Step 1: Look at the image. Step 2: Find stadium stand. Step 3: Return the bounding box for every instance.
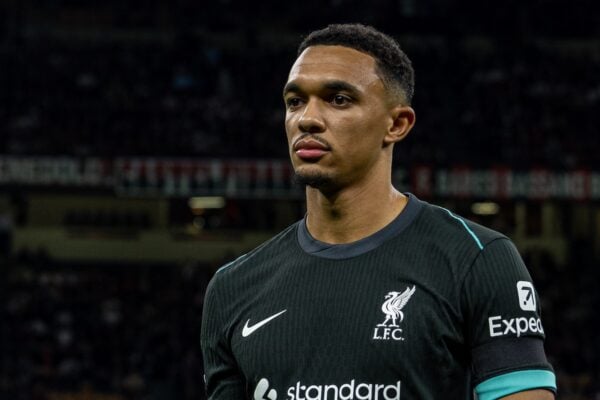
[2,36,599,167]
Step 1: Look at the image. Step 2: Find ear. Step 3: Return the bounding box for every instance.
[383,106,416,146]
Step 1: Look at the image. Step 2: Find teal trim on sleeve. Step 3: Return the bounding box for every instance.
[442,208,484,250]
[476,370,556,400]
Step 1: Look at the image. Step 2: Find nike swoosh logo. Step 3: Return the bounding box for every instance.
[242,309,287,337]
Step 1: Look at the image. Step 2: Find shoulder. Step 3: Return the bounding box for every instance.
[203,221,301,323]
[402,198,517,286]
[211,221,300,281]
[414,199,507,251]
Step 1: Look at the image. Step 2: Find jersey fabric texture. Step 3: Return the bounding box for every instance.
[201,194,556,400]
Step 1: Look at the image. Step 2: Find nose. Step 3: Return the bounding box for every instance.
[298,99,325,134]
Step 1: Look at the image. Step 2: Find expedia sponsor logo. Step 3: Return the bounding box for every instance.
[488,315,545,338]
[287,380,402,400]
[517,281,536,311]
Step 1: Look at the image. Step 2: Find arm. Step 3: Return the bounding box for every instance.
[463,238,557,398]
[201,274,246,400]
[501,389,555,399]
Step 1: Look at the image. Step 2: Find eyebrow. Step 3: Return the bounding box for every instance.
[282,82,301,97]
[283,80,361,97]
[323,80,361,95]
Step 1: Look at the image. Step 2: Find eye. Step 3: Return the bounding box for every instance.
[286,97,303,110]
[331,94,351,106]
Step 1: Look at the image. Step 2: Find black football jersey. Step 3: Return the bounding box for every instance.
[201,194,556,399]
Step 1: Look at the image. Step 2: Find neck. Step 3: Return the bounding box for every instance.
[304,177,407,244]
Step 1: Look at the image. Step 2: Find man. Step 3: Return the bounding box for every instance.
[201,24,556,399]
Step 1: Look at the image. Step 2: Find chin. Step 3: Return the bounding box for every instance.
[293,169,335,190]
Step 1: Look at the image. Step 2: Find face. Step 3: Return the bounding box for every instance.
[283,45,401,192]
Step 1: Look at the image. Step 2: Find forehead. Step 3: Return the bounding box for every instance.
[287,45,381,88]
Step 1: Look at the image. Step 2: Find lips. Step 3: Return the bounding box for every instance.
[293,138,330,160]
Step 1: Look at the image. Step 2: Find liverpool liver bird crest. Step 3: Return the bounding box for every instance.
[377,286,416,327]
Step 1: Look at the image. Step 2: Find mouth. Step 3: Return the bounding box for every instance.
[293,138,330,161]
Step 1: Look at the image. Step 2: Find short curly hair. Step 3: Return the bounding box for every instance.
[297,23,415,105]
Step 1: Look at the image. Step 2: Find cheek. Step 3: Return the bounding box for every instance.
[339,112,386,143]
[284,115,295,142]
[338,118,389,166]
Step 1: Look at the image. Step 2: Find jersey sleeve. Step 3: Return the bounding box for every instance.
[201,274,246,400]
[461,238,556,399]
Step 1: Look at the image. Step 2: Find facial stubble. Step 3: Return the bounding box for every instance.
[293,170,335,191]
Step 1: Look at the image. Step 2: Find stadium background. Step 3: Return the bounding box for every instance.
[1,1,599,399]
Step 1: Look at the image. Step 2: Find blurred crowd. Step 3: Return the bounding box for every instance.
[0,256,214,400]
[524,242,600,399]
[2,28,599,168]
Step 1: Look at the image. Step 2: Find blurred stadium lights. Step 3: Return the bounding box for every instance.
[471,201,500,216]
[188,196,226,210]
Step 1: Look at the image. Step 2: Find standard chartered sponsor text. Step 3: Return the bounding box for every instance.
[286,380,401,400]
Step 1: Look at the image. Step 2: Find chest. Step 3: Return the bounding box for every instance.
[229,255,467,384]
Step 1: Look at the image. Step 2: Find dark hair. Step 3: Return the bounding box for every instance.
[297,23,414,104]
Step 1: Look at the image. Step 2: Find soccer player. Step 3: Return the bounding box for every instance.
[201,24,556,399]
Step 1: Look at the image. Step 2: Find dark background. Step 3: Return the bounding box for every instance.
[1,1,599,399]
